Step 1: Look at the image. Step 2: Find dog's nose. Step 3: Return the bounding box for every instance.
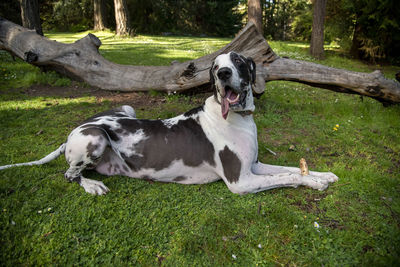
[217,67,232,81]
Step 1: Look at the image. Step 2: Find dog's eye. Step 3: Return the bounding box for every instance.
[235,58,241,64]
[213,65,219,71]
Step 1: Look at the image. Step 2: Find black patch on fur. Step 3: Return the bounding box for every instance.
[86,142,99,157]
[86,163,96,169]
[80,124,120,142]
[117,117,216,172]
[230,52,252,86]
[100,148,112,163]
[115,128,124,134]
[240,55,256,84]
[76,161,84,166]
[122,165,130,173]
[81,127,104,137]
[219,146,241,183]
[72,176,81,184]
[173,176,187,182]
[184,106,204,117]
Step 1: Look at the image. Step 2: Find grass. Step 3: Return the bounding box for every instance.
[1,31,400,266]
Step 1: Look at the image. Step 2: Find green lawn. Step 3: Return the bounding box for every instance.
[0,31,399,266]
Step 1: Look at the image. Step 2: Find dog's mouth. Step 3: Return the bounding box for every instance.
[221,86,241,120]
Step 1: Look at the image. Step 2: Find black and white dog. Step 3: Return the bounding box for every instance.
[0,52,338,195]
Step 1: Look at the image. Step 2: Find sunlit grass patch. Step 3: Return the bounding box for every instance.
[0,51,71,90]
[46,31,230,66]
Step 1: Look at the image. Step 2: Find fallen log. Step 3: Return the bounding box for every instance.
[264,58,400,104]
[1,17,399,104]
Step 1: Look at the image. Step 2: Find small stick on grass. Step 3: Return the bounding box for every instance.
[299,158,309,176]
[265,146,277,156]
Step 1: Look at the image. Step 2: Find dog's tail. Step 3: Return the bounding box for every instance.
[0,143,66,171]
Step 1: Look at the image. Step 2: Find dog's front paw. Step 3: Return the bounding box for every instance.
[79,178,110,195]
[302,172,338,191]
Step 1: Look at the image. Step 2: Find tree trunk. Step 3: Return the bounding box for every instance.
[350,19,363,59]
[19,0,43,36]
[248,0,263,35]
[113,0,133,36]
[310,0,326,59]
[94,0,107,31]
[1,17,399,104]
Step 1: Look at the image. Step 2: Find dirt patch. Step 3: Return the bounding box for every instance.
[21,83,211,110]
[22,83,168,108]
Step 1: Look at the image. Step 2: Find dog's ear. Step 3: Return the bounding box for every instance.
[246,57,265,99]
[209,61,215,84]
[210,60,219,101]
[246,57,257,84]
[209,60,216,90]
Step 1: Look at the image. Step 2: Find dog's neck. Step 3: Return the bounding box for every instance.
[204,96,255,124]
[234,110,254,117]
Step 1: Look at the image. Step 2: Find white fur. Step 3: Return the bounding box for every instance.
[163,114,186,128]
[115,129,148,158]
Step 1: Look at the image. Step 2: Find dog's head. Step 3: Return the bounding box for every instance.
[209,52,261,120]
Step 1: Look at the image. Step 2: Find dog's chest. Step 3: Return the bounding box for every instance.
[200,114,258,163]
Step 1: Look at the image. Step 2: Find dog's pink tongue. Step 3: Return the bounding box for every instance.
[221,90,232,120]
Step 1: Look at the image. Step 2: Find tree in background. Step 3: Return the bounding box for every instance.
[19,0,43,35]
[94,0,108,31]
[349,0,399,63]
[48,0,93,32]
[309,0,327,59]
[114,0,133,36]
[1,0,398,63]
[128,0,243,37]
[0,1,21,26]
[263,0,306,41]
[248,0,263,34]
[325,0,399,63]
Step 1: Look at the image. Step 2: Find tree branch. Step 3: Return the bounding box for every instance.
[264,58,400,104]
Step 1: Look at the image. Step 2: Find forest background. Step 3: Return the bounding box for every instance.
[1,0,399,64]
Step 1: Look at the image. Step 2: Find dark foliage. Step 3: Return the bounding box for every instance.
[0,0,21,25]
[128,0,243,36]
[1,0,398,62]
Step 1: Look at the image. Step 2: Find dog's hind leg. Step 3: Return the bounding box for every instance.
[64,127,111,195]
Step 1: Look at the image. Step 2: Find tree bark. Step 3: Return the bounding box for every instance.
[19,0,43,36]
[94,0,107,31]
[0,17,399,104]
[248,0,263,35]
[310,0,326,59]
[113,0,133,36]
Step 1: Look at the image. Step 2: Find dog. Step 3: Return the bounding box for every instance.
[0,52,338,195]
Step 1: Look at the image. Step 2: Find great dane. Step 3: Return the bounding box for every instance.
[0,52,338,195]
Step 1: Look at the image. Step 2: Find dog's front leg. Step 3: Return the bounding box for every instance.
[252,162,338,181]
[225,162,338,194]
